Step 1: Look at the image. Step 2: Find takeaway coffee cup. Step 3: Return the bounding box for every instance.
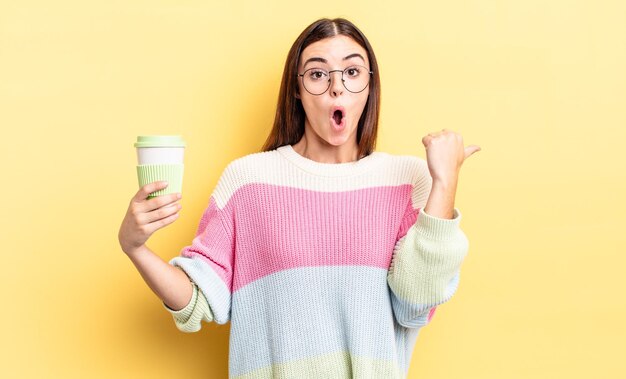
[134,135,186,198]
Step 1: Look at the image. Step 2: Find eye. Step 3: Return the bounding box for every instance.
[344,66,362,78]
[307,69,328,81]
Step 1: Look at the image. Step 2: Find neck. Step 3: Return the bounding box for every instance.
[292,135,359,163]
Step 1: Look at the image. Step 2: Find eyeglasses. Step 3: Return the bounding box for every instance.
[297,65,373,95]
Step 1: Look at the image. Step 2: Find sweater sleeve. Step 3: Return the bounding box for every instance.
[162,165,237,329]
[162,281,214,332]
[387,161,469,329]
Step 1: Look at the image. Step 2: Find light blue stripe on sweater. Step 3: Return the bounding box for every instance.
[390,270,461,328]
[228,265,426,377]
[169,255,232,324]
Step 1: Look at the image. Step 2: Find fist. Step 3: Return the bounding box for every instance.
[421,129,480,185]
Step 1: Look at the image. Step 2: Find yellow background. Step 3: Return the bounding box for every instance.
[1,0,625,378]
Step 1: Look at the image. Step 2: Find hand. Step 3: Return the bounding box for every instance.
[118,181,182,255]
[421,129,480,186]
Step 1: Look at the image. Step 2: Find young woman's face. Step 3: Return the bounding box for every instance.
[297,35,370,148]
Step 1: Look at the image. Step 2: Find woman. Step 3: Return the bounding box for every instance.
[118,17,480,378]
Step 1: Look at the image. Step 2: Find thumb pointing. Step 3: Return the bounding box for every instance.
[464,145,481,159]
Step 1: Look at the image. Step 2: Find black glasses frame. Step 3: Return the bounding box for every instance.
[296,65,374,95]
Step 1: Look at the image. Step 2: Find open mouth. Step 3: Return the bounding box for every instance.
[333,110,343,125]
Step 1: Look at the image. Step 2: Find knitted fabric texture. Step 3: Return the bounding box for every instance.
[163,144,469,378]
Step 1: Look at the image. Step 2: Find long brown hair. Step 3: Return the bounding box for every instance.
[261,18,381,159]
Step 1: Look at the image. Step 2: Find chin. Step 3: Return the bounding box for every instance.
[324,132,353,147]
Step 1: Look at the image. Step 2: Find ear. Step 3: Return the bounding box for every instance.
[294,88,301,99]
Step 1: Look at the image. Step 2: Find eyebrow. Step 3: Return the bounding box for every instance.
[303,53,366,68]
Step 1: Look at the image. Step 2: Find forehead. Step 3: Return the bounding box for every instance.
[299,35,368,66]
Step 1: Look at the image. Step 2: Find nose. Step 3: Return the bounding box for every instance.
[328,70,344,97]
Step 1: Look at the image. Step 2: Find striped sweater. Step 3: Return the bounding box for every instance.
[163,144,469,378]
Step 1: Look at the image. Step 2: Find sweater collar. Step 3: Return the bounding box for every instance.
[277,144,384,177]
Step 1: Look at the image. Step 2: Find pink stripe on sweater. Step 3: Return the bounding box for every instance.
[182,183,420,293]
[427,306,437,322]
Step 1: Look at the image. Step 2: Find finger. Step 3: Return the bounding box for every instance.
[133,181,169,202]
[142,200,182,224]
[428,130,448,139]
[143,209,181,235]
[422,135,432,146]
[140,192,182,213]
[464,145,481,159]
